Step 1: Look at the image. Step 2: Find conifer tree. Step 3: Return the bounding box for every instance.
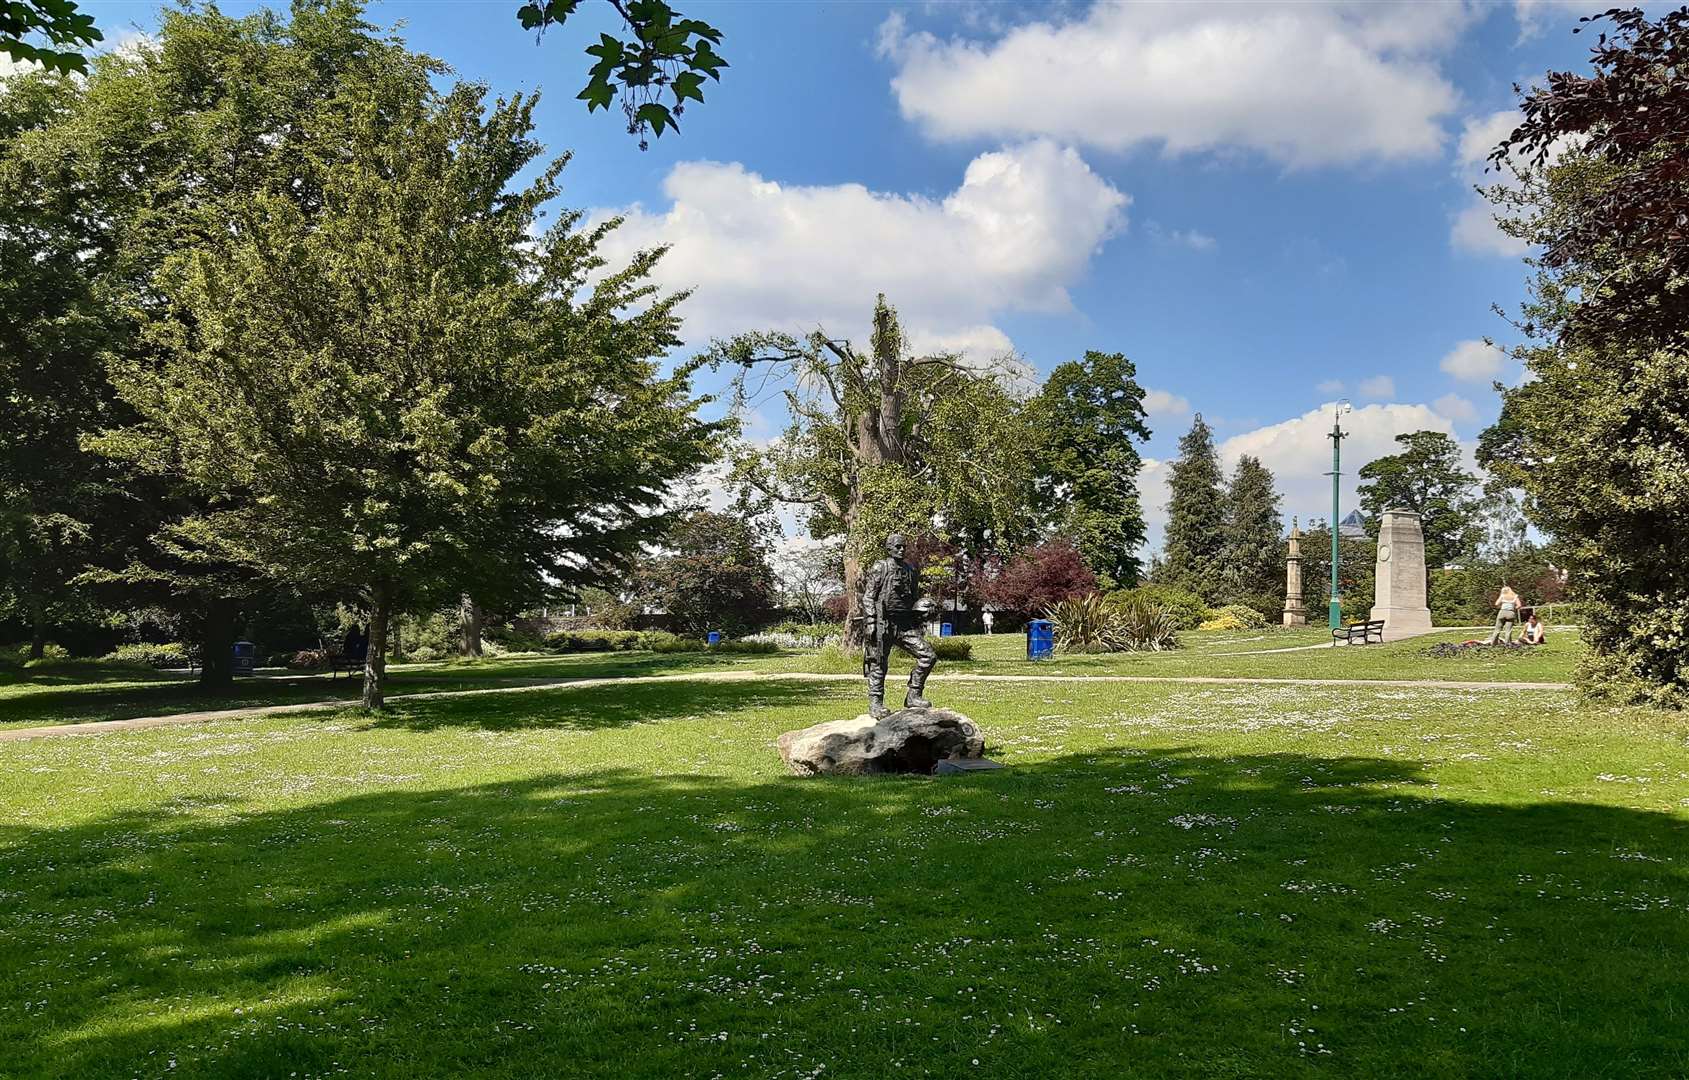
[1159,414,1226,601]
[1033,351,1151,591]
[1220,455,1283,615]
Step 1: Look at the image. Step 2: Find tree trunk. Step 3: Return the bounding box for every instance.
[459,595,483,657]
[390,618,404,662]
[363,584,391,709]
[200,596,236,688]
[841,489,866,647]
[26,595,46,660]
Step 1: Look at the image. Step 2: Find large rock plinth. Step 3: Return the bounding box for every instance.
[778,708,987,776]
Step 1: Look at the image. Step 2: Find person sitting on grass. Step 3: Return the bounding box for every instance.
[1521,609,1547,646]
[1488,585,1521,644]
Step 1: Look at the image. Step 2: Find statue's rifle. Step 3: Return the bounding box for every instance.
[855,601,885,677]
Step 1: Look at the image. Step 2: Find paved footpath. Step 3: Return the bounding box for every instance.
[0,669,1572,743]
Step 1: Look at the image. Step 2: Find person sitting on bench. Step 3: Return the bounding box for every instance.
[342,625,367,668]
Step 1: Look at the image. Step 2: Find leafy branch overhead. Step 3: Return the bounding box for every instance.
[516,0,726,148]
[0,0,103,74]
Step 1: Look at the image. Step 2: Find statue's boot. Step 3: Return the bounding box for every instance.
[904,672,932,710]
[869,693,890,719]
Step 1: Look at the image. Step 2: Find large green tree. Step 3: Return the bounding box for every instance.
[1219,455,1283,616]
[0,71,122,657]
[713,296,1038,643]
[1158,414,1226,602]
[1032,350,1151,591]
[633,509,778,635]
[95,60,716,706]
[1357,431,1482,572]
[1478,7,1689,706]
[8,2,444,684]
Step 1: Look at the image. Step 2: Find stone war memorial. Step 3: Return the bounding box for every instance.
[778,533,997,776]
[1369,507,1434,638]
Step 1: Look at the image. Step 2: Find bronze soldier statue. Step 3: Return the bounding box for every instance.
[860,533,937,719]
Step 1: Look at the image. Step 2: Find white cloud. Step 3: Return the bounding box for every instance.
[1143,388,1191,416]
[1450,109,1530,257]
[594,140,1127,353]
[1456,107,1521,168]
[879,3,1467,168]
[1316,379,1346,395]
[1147,223,1217,251]
[1450,201,1528,258]
[98,29,159,60]
[0,53,42,80]
[1138,457,1172,553]
[1450,106,1585,256]
[1139,402,1473,553]
[1439,339,1508,382]
[1433,392,1479,423]
[902,324,1030,374]
[1357,374,1396,400]
[1220,403,1458,528]
[1512,0,1603,38]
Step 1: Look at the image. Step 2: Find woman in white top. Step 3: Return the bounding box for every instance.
[1521,609,1547,645]
[1490,585,1521,643]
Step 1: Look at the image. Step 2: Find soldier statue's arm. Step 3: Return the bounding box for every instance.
[860,559,888,641]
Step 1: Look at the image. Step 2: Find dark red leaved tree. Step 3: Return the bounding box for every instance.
[981,540,1098,620]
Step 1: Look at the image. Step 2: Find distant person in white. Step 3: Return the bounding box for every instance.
[1522,609,1547,646]
[982,610,994,635]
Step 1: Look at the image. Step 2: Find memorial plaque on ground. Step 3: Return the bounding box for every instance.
[934,758,1005,775]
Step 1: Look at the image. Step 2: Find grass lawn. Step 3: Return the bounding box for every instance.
[0,628,1581,731]
[748,628,1583,684]
[3,672,1685,1078]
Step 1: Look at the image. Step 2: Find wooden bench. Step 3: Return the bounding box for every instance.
[1332,619,1385,645]
[327,650,366,680]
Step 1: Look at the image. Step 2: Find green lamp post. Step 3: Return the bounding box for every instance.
[1326,401,1350,629]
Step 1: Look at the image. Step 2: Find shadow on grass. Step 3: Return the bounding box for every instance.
[385,650,756,684]
[0,674,361,729]
[354,677,838,733]
[0,651,761,729]
[0,660,182,688]
[2,747,1685,1078]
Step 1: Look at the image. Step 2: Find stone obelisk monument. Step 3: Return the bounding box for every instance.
[1369,507,1433,637]
[1282,518,1307,626]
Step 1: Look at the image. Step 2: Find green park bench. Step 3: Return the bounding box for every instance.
[1332,619,1385,645]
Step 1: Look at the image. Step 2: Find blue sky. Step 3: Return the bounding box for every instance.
[73,0,1604,547]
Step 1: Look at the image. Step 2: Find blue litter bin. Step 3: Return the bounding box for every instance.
[706,631,722,646]
[940,622,953,637]
[232,640,257,676]
[1026,619,1054,660]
